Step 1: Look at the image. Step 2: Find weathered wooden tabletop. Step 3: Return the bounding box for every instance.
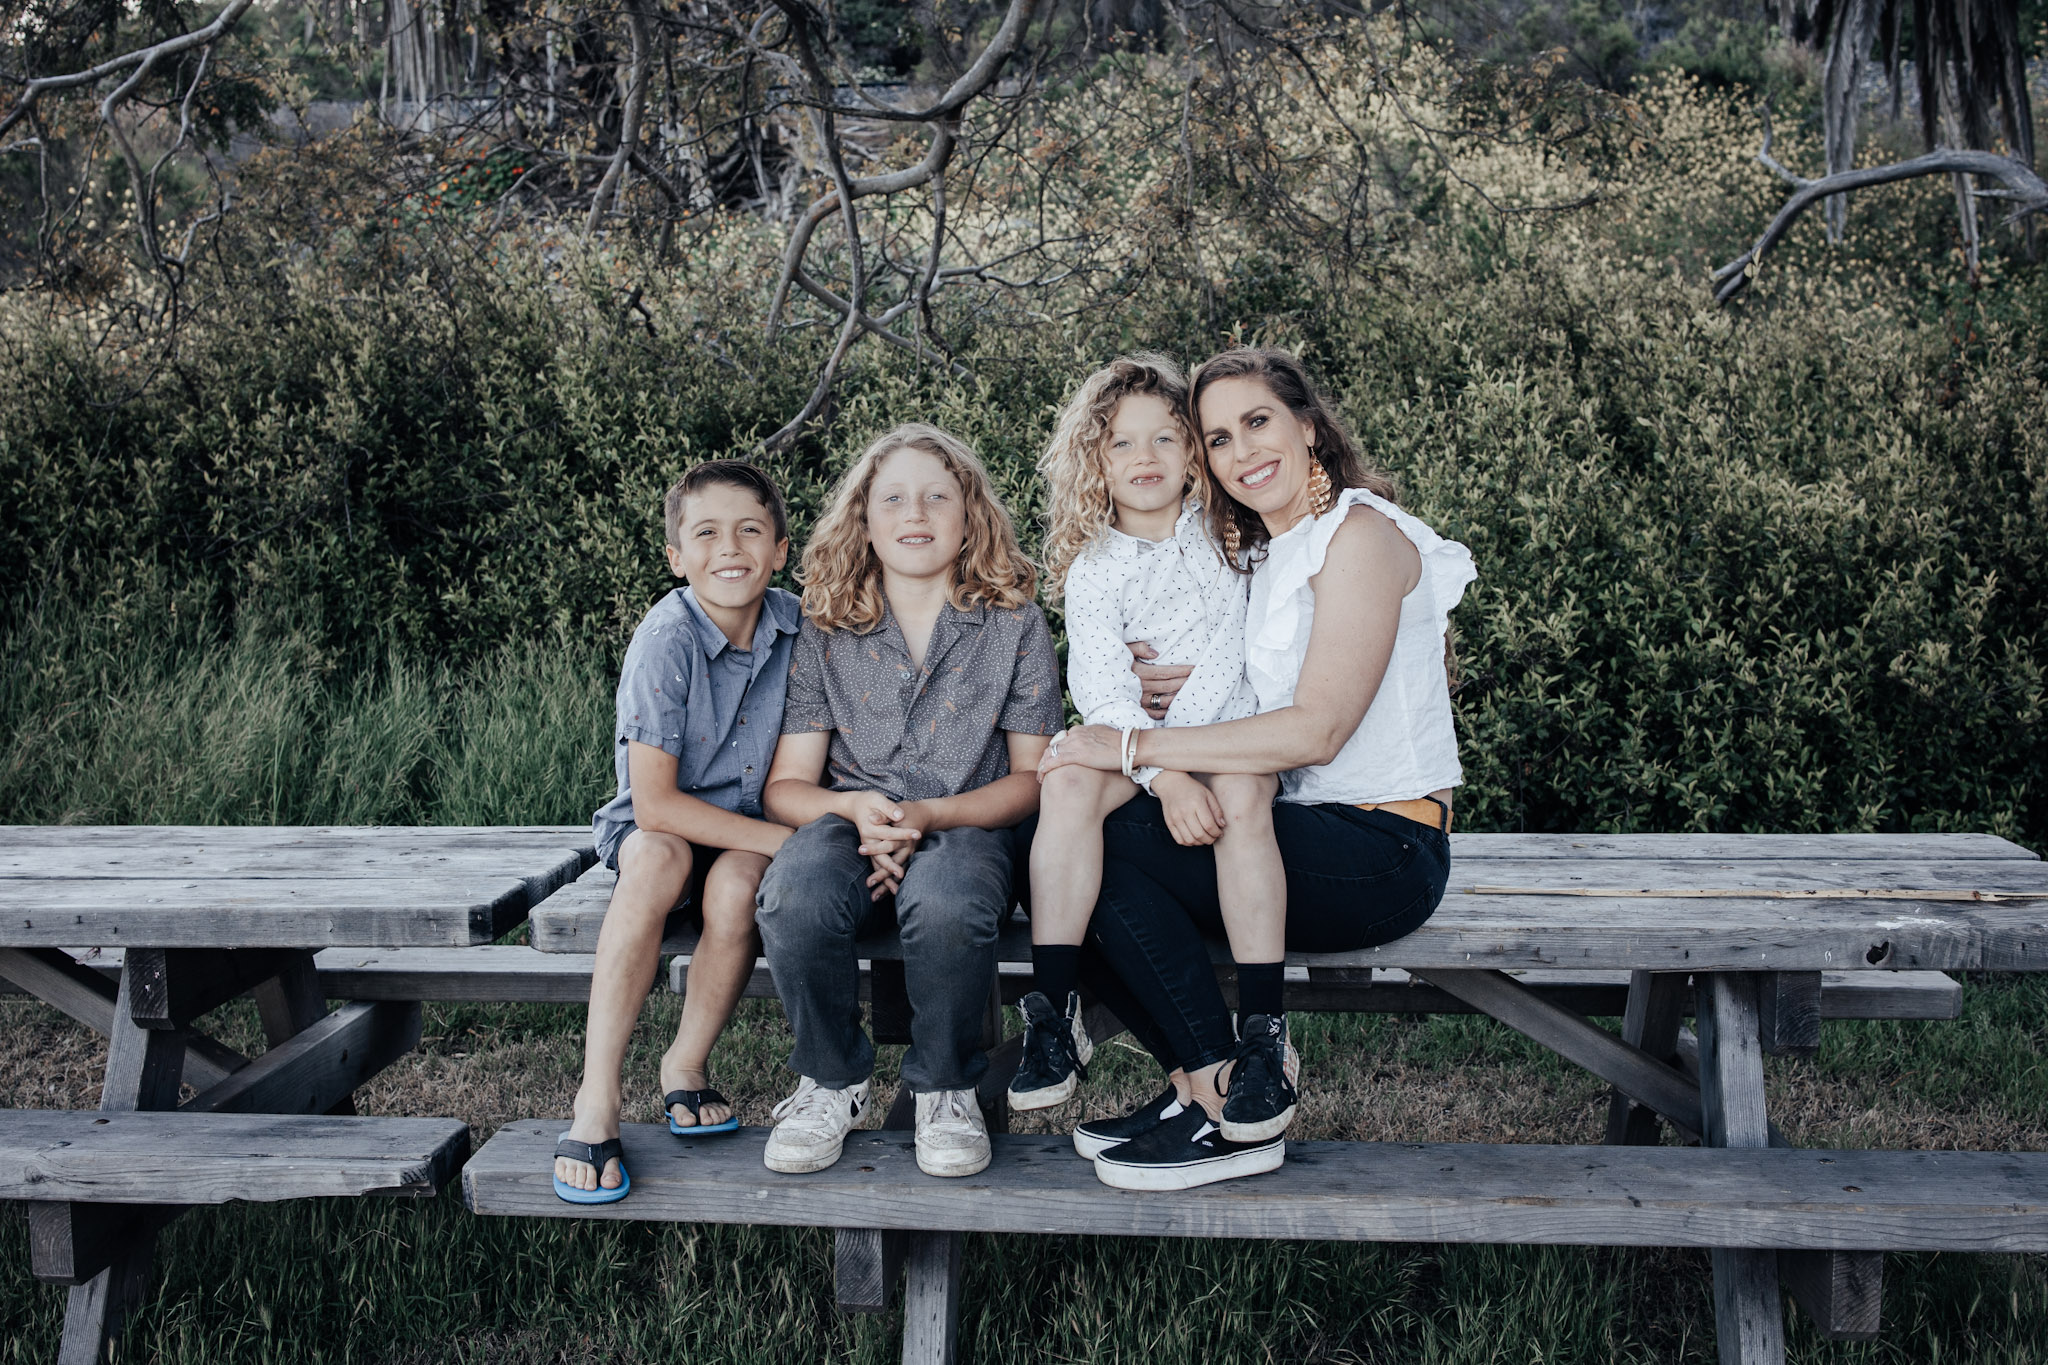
[528,831,2048,971]
[0,826,597,948]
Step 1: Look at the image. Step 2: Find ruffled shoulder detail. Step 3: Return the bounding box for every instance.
[1249,487,1475,655]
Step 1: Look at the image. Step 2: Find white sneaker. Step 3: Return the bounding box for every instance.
[913,1088,991,1178]
[763,1076,870,1174]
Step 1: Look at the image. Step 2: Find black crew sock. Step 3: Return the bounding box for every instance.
[1235,962,1286,1022]
[1031,944,1082,1009]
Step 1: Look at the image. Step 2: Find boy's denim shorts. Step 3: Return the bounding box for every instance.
[600,820,717,917]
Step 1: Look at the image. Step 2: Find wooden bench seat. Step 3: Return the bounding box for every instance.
[1,1110,470,1204]
[464,1120,2048,1253]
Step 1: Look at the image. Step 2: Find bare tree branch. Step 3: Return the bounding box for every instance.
[585,0,656,235]
[0,0,256,142]
[1715,145,2048,303]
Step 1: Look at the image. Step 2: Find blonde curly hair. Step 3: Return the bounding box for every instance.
[799,423,1038,633]
[1036,353,1199,599]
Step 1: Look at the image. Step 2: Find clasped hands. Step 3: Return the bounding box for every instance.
[846,791,931,901]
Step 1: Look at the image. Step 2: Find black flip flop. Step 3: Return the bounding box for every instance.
[664,1087,740,1135]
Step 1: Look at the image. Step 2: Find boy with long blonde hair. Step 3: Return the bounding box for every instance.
[755,423,1063,1179]
[1022,354,1295,1144]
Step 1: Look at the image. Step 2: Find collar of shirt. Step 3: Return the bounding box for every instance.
[1098,498,1207,561]
[874,596,989,680]
[678,586,801,671]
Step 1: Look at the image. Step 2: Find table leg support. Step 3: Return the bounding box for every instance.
[836,1228,908,1314]
[1698,972,1786,1365]
[252,950,357,1115]
[900,1230,963,1365]
[57,966,190,1364]
[1605,971,1689,1145]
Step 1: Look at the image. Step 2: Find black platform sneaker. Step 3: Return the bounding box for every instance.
[1071,1085,1184,1160]
[1092,1103,1285,1191]
[1220,1013,1299,1143]
[1071,1085,1185,1160]
[1008,989,1093,1111]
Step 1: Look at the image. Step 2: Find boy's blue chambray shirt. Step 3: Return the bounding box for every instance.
[591,585,802,869]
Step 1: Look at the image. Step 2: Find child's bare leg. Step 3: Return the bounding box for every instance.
[558,830,692,1192]
[662,849,768,1128]
[1029,765,1141,946]
[1207,772,1284,964]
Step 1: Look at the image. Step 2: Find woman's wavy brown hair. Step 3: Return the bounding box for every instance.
[1036,353,1200,600]
[799,423,1038,633]
[1188,347,1399,570]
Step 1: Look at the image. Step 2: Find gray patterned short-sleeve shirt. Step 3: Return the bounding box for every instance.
[781,599,1063,803]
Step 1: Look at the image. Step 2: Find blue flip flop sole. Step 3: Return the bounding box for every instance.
[552,1169,630,1203]
[668,1115,740,1136]
[663,1087,740,1136]
[552,1131,630,1203]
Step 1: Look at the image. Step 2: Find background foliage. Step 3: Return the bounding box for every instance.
[4,38,2043,843]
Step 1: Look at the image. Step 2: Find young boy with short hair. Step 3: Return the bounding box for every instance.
[553,460,801,1204]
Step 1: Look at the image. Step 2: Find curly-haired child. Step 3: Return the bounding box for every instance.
[1018,354,1295,1142]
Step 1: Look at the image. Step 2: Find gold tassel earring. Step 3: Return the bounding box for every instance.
[1306,455,1335,518]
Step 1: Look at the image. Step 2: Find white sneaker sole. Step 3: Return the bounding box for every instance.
[917,1144,992,1178]
[1219,1102,1296,1144]
[1008,1073,1078,1111]
[763,1135,849,1174]
[1093,1140,1285,1191]
[1071,1127,1123,1161]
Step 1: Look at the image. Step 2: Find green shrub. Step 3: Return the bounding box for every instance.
[0,55,2041,845]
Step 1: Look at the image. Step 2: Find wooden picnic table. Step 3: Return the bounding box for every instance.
[0,824,595,1365]
[503,830,2048,1365]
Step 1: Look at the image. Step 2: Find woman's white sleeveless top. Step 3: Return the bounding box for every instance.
[1245,486,1476,806]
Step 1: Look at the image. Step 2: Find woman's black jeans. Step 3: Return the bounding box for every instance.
[1083,794,1450,1074]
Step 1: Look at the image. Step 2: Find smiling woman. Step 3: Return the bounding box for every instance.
[1038,348,1476,1193]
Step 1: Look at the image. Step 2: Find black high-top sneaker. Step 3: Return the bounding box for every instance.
[1092,1103,1285,1191]
[1007,989,1093,1111]
[1219,1013,1299,1142]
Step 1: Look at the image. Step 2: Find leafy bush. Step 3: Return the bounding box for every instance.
[0,49,2041,844]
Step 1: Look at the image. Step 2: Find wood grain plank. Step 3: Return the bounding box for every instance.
[901,1231,963,1365]
[835,1227,907,1313]
[0,879,528,949]
[1698,974,1786,1365]
[1,827,2030,861]
[462,1123,2048,1252]
[537,888,2039,972]
[27,1203,181,1286]
[0,1111,469,1204]
[181,1001,421,1117]
[1443,834,2037,861]
[1606,971,1689,1146]
[1780,1248,1882,1341]
[1448,859,2048,893]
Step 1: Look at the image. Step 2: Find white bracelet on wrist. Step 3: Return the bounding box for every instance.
[1119,726,1138,779]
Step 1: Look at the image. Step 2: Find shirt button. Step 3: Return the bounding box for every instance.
[745,765,754,774]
